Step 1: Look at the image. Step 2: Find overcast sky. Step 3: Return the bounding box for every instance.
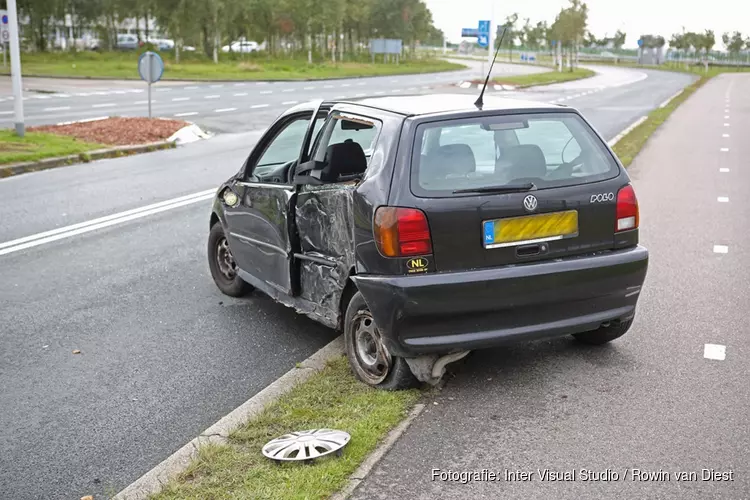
[425,0,746,49]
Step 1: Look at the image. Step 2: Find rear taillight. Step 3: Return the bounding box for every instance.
[615,184,639,232]
[374,207,432,257]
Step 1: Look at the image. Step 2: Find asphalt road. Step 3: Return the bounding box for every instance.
[0,65,695,500]
[351,74,750,500]
[0,59,547,132]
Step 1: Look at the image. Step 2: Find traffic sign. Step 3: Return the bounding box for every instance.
[461,28,478,38]
[0,10,8,43]
[477,20,490,48]
[637,38,643,47]
[138,51,164,118]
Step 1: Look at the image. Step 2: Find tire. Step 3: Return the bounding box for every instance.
[207,222,253,297]
[573,319,633,345]
[344,292,418,390]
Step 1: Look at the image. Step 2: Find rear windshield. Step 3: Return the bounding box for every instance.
[410,112,619,197]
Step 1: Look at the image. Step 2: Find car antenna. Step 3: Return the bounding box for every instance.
[474,27,506,110]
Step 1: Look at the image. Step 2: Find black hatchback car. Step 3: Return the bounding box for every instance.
[207,94,648,390]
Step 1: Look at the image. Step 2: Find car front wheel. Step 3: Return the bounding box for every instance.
[207,222,253,297]
[344,292,417,390]
[573,319,633,345]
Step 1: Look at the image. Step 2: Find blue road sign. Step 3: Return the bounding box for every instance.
[637,38,643,47]
[461,28,478,37]
[478,20,490,48]
[138,51,164,83]
[2,15,7,24]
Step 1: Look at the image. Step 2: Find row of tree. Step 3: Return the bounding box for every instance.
[18,0,445,60]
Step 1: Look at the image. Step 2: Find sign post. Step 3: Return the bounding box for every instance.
[0,11,9,69]
[477,20,490,49]
[6,0,23,137]
[138,51,164,119]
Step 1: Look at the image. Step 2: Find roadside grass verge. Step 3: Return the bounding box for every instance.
[0,129,104,165]
[491,67,594,87]
[151,356,421,500]
[7,51,465,80]
[610,63,747,166]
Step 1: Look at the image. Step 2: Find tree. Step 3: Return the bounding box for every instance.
[722,31,745,56]
[612,30,626,49]
[497,12,518,61]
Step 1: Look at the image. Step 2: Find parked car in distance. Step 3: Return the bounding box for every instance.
[206,94,649,390]
[221,40,259,53]
[147,38,175,51]
[116,34,139,50]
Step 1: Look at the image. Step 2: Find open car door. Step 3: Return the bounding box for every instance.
[223,101,329,296]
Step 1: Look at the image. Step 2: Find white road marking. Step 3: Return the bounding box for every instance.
[421,86,430,90]
[234,83,246,87]
[717,196,729,203]
[251,104,269,108]
[720,147,729,152]
[658,89,683,108]
[355,93,366,97]
[0,190,216,257]
[112,90,126,94]
[210,84,224,88]
[260,90,273,94]
[341,84,351,87]
[459,81,471,89]
[391,89,402,93]
[134,100,152,105]
[375,91,385,95]
[724,109,729,113]
[390,79,398,83]
[43,106,71,111]
[205,95,220,99]
[256,82,269,85]
[92,103,115,108]
[172,97,190,101]
[356,82,366,86]
[724,123,730,127]
[33,95,51,99]
[334,95,345,99]
[57,94,71,98]
[282,101,298,105]
[175,111,198,117]
[723,133,730,138]
[407,87,417,91]
[94,91,108,95]
[704,344,726,361]
[724,115,730,119]
[282,89,294,92]
[303,86,315,90]
[214,107,237,113]
[713,245,729,254]
[184,86,198,90]
[719,168,730,173]
[324,85,334,89]
[233,92,248,97]
[0,111,13,115]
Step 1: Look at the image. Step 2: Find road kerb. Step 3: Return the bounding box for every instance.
[608,115,648,147]
[113,337,345,500]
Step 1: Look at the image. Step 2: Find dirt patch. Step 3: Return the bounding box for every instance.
[29,117,189,146]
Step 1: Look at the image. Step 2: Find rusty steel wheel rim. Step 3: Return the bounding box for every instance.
[352,310,391,385]
[216,237,237,280]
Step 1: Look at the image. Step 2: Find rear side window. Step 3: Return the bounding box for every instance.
[411,112,618,197]
[312,112,381,163]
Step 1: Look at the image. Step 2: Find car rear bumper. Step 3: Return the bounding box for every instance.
[352,245,648,357]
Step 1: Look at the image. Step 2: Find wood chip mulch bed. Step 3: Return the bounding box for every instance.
[29,117,189,146]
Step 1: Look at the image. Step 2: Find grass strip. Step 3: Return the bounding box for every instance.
[7,52,465,81]
[0,129,105,165]
[491,67,594,87]
[151,356,421,500]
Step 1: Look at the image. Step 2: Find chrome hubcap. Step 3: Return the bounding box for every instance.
[353,311,391,384]
[216,237,237,280]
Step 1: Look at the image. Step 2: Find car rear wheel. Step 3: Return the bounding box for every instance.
[208,222,253,297]
[573,319,633,345]
[344,292,417,390]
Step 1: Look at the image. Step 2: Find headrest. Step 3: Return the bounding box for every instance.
[430,144,476,177]
[320,141,367,181]
[501,144,547,180]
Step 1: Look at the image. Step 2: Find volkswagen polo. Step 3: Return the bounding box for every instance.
[206,93,648,390]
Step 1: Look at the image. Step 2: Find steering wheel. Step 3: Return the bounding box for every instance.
[550,151,588,180]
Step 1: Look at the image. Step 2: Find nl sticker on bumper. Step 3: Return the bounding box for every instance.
[483,210,579,249]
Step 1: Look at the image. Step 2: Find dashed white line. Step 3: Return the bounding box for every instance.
[172,97,190,102]
[407,87,417,91]
[282,89,294,93]
[57,94,71,98]
[704,344,726,361]
[112,90,126,94]
[724,123,730,127]
[43,106,71,111]
[260,90,273,94]
[233,92,248,97]
[251,104,269,109]
[658,89,683,108]
[719,168,730,173]
[717,196,729,203]
[155,88,172,92]
[334,95,346,99]
[33,95,51,99]
[134,100,152,105]
[205,95,220,99]
[234,83,246,87]
[256,82,269,85]
[92,103,116,108]
[724,115,730,119]
[390,79,398,83]
[355,93,366,97]
[421,86,430,90]
[722,134,730,138]
[282,101,298,105]
[713,245,729,254]
[210,84,224,88]
[0,111,13,115]
[184,86,198,90]
[391,89,402,93]
[214,107,237,113]
[375,91,385,95]
[341,84,351,87]
[324,85,334,89]
[175,111,198,117]
[303,86,315,90]
[720,147,729,152]
[356,82,366,86]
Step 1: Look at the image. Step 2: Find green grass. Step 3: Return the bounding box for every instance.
[0,130,104,165]
[151,357,421,500]
[489,67,594,87]
[8,51,466,81]
[608,63,749,167]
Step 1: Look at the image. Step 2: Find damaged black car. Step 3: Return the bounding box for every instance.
[207,94,649,390]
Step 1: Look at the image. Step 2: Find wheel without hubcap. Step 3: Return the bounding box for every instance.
[207,222,253,297]
[344,292,417,390]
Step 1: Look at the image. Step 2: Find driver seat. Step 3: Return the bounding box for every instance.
[501,144,547,180]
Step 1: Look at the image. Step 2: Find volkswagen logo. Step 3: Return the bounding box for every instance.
[523,194,538,212]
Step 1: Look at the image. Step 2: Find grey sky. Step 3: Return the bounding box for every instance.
[425,0,745,49]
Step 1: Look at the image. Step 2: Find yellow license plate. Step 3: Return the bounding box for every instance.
[483,210,578,249]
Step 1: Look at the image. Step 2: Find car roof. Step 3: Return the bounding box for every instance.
[344,93,566,117]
